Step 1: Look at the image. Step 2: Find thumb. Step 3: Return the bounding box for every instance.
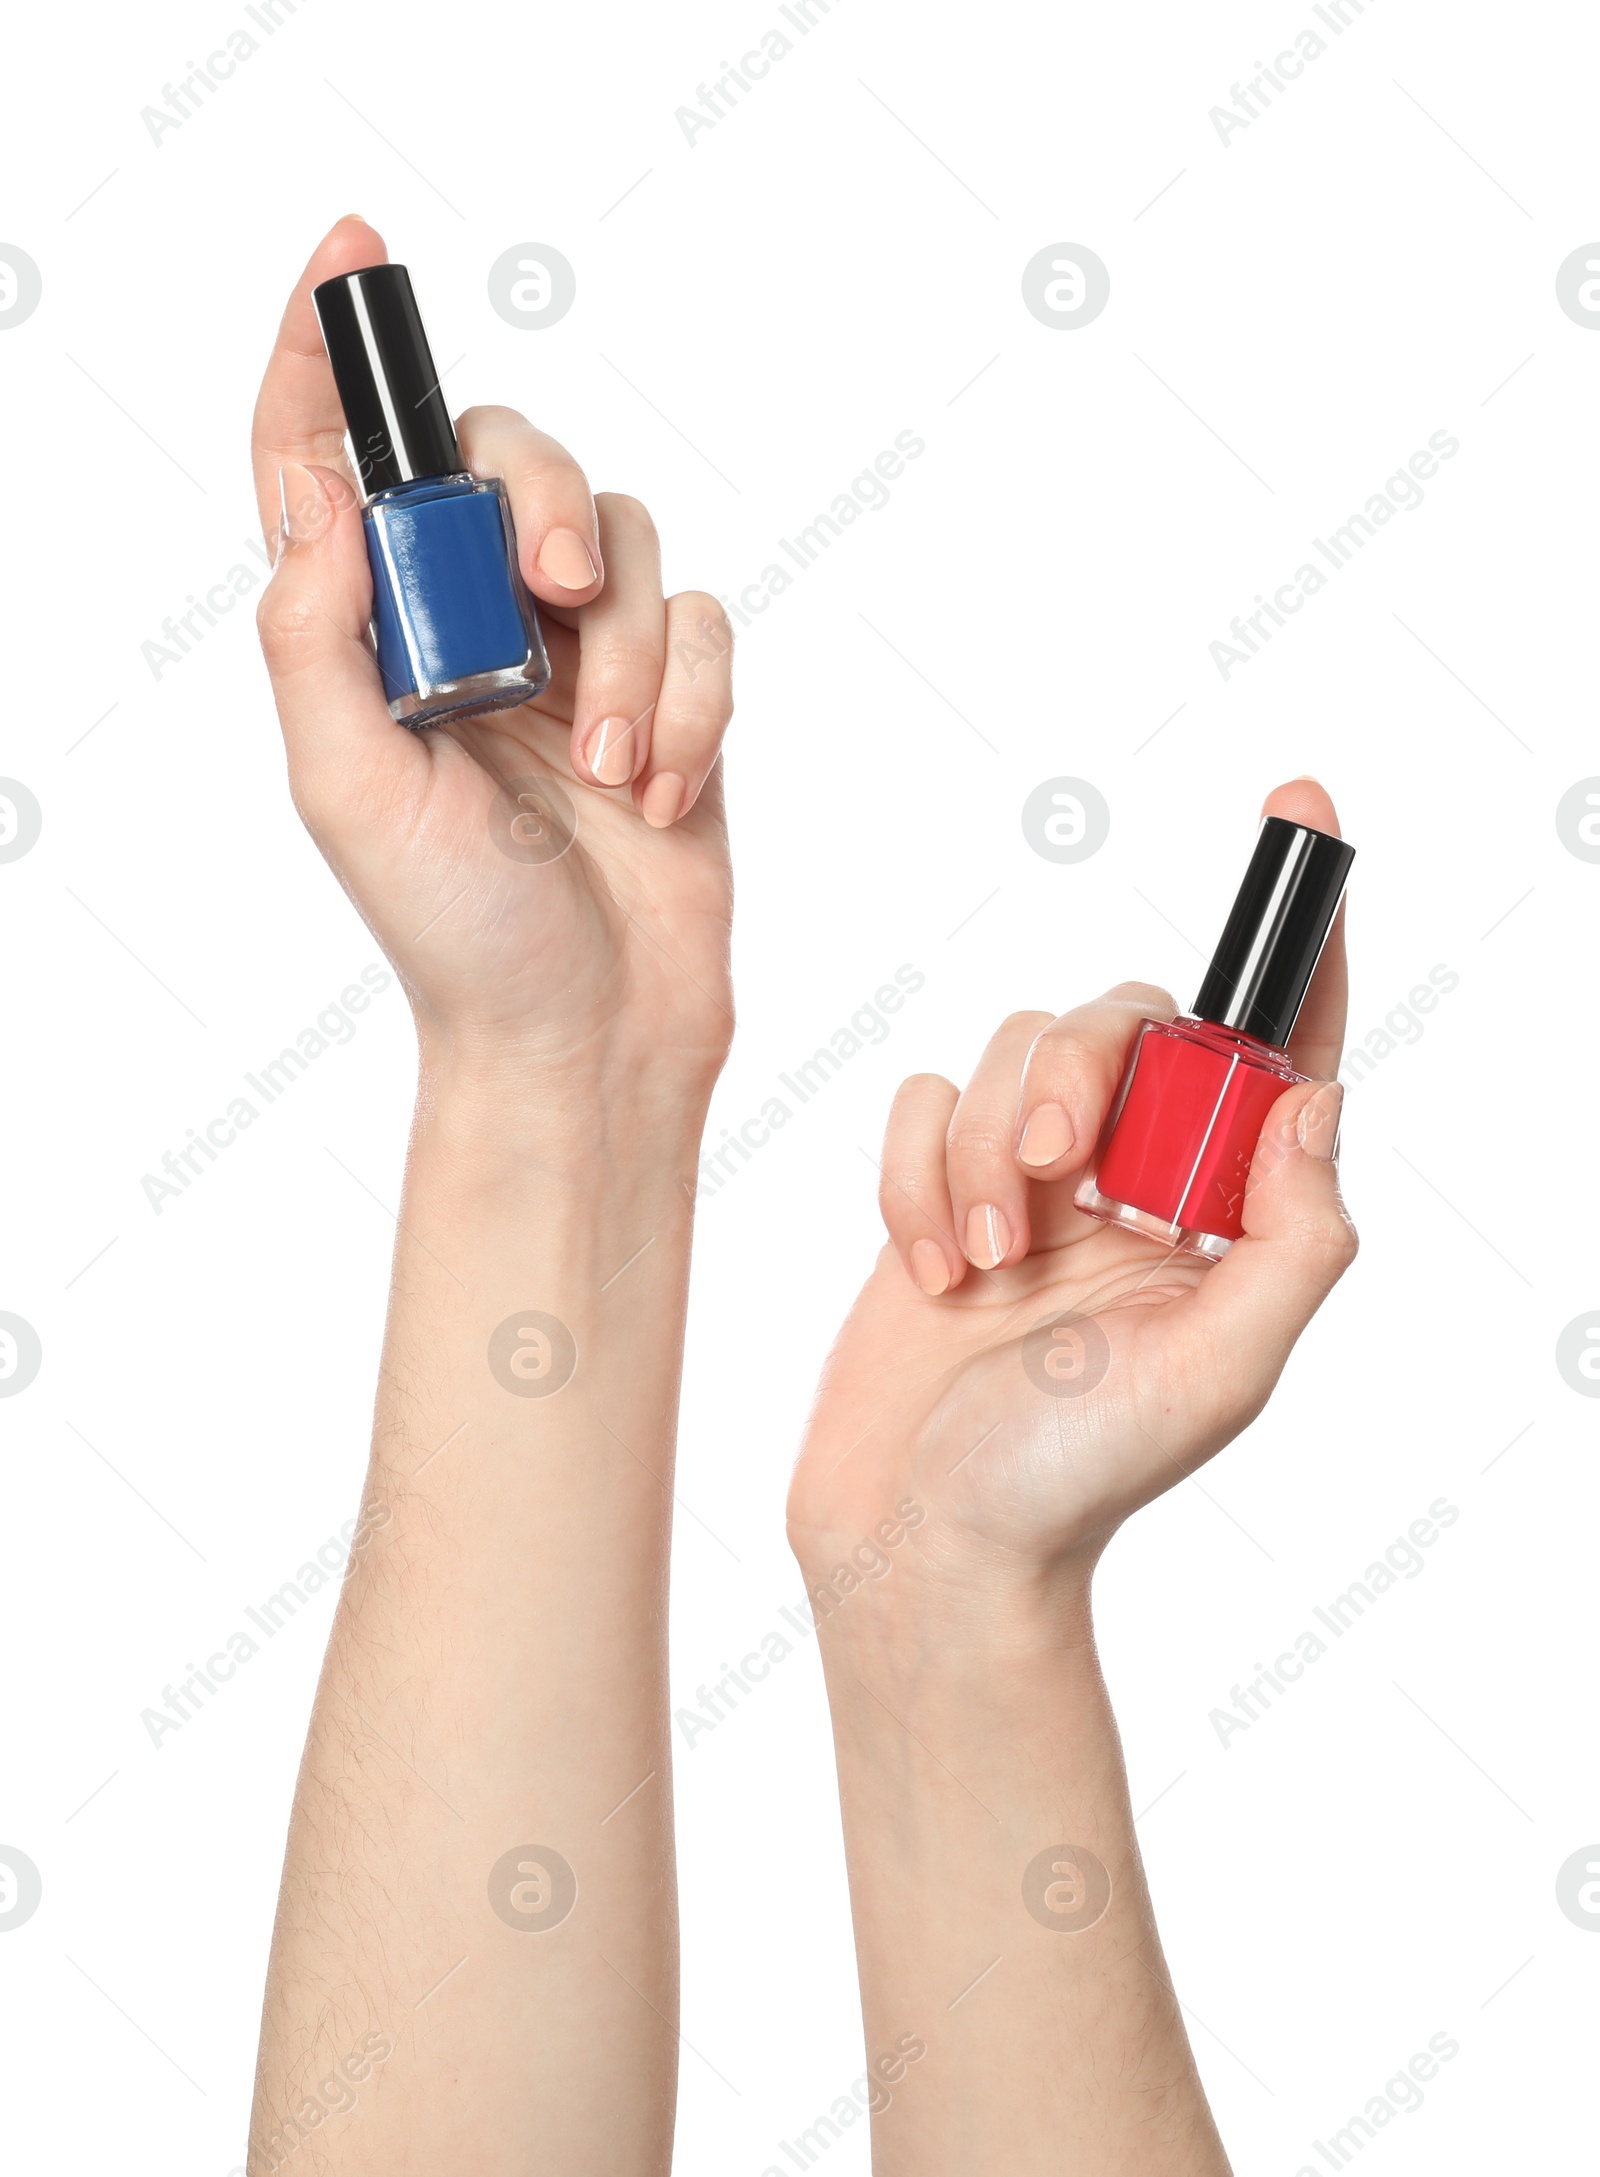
[1174,1079,1358,1391]
[255,462,420,800]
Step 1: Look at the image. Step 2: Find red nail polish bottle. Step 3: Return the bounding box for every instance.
[1075,817,1355,1260]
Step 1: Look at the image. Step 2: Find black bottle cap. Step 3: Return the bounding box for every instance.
[311,263,460,495]
[1191,816,1355,1050]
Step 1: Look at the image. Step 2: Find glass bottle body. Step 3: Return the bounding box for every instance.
[1074,1015,1305,1259]
[363,474,550,729]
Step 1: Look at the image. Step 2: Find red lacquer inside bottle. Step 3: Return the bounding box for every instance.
[1075,1018,1302,1259]
[1074,814,1354,1261]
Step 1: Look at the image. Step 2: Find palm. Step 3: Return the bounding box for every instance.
[312,681,732,1066]
[792,1216,1230,1576]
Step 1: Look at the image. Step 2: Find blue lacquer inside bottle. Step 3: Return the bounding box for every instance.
[314,261,552,731]
[365,475,550,727]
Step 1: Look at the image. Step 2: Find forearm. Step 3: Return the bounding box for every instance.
[248,1044,707,2175]
[809,1569,1230,2175]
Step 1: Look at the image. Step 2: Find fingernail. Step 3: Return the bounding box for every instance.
[1296,1081,1344,1161]
[1018,1104,1074,1168]
[910,1240,951,1297]
[585,716,638,787]
[537,527,600,591]
[640,772,686,829]
[964,1203,1010,1270]
[277,461,327,553]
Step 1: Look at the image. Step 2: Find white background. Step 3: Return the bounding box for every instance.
[1,1,1596,2170]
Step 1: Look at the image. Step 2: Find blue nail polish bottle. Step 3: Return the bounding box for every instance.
[313,263,551,729]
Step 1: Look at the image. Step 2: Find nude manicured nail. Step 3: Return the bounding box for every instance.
[910,1240,950,1296]
[964,1203,1010,1269]
[1296,1081,1344,1161]
[640,772,686,829]
[1018,1103,1074,1167]
[537,526,600,591]
[585,716,637,787]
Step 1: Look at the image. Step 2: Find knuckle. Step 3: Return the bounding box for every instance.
[888,1075,955,1138]
[586,628,666,689]
[1026,1024,1085,1067]
[1000,1008,1054,1040]
[673,587,729,626]
[255,582,319,663]
[1104,979,1177,1016]
[945,1119,1011,1165]
[669,592,734,666]
[455,402,522,435]
[597,490,658,544]
[877,1165,944,1232]
[895,1071,956,1108]
[1284,1204,1360,1269]
[665,605,735,718]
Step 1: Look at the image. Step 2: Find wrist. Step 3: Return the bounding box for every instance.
[801,1543,1101,1712]
[415,1029,716,1166]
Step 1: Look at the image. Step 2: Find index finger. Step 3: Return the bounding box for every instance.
[1260,775,1349,1081]
[249,216,388,544]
